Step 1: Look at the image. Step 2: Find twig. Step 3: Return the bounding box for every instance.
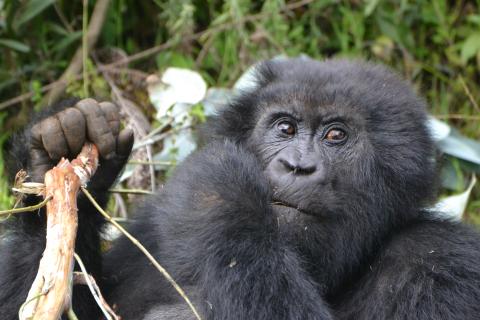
[0,196,52,216]
[104,67,149,79]
[81,187,202,320]
[128,160,175,166]
[82,0,89,97]
[435,114,480,121]
[458,75,480,112]
[133,125,192,150]
[146,144,156,192]
[143,116,175,140]
[113,193,128,218]
[66,309,79,320]
[73,254,120,320]
[18,293,47,320]
[109,188,154,195]
[53,4,74,33]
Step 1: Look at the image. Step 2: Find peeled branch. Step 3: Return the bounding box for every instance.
[19,143,99,320]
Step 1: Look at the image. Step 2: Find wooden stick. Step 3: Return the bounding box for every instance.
[19,143,99,320]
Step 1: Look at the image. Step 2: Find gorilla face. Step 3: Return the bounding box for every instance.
[204,58,438,277]
[252,98,368,222]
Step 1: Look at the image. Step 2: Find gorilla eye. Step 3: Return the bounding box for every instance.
[277,121,296,136]
[325,128,346,142]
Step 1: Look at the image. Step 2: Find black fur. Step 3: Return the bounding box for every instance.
[1,58,480,320]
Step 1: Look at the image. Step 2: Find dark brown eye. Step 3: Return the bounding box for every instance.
[325,128,346,142]
[277,121,296,135]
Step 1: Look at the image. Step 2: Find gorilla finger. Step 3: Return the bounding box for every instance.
[40,117,70,161]
[74,99,116,159]
[30,163,53,183]
[117,128,134,157]
[29,148,54,182]
[88,117,117,159]
[99,101,120,136]
[57,108,86,157]
[29,124,55,181]
[30,123,44,149]
[75,98,104,118]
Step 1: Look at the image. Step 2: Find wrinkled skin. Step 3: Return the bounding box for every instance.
[27,98,134,189]
[1,58,480,320]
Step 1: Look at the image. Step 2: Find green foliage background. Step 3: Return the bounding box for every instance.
[0,0,479,221]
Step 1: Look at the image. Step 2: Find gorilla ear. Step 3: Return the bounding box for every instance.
[233,61,277,93]
[254,60,278,87]
[247,56,315,90]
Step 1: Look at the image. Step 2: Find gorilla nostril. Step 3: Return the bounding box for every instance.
[296,165,316,175]
[278,158,316,175]
[279,158,296,172]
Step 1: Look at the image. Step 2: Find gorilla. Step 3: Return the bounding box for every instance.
[1,58,480,320]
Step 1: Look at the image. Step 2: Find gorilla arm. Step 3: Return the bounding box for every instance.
[122,141,334,320]
[0,99,133,320]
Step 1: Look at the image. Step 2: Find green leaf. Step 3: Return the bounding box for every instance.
[467,14,480,26]
[434,175,477,221]
[437,130,480,165]
[13,0,56,30]
[461,33,480,63]
[0,38,30,52]
[364,0,380,17]
[51,31,82,53]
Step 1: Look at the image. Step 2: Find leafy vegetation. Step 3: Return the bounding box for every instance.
[0,0,479,222]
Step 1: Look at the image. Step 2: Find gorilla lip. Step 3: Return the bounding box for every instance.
[271,198,311,216]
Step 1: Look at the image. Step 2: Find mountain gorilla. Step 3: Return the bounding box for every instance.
[1,58,480,320]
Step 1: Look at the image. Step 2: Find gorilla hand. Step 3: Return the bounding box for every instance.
[28,98,134,191]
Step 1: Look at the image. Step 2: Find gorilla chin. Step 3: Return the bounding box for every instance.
[272,200,310,224]
[272,199,316,226]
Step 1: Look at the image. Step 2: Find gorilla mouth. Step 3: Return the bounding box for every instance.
[271,199,311,216]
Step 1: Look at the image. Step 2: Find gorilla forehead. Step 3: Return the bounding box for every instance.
[255,58,427,122]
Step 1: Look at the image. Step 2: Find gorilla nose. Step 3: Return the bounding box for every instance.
[278,158,316,175]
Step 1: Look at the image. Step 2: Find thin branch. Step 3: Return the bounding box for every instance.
[82,0,89,97]
[104,67,149,79]
[435,114,480,121]
[143,116,175,140]
[133,125,192,150]
[66,309,79,320]
[109,188,154,195]
[0,196,52,216]
[113,193,128,218]
[18,293,47,320]
[458,75,480,112]
[81,187,202,320]
[128,160,175,166]
[73,254,120,320]
[53,4,74,33]
[146,145,156,192]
